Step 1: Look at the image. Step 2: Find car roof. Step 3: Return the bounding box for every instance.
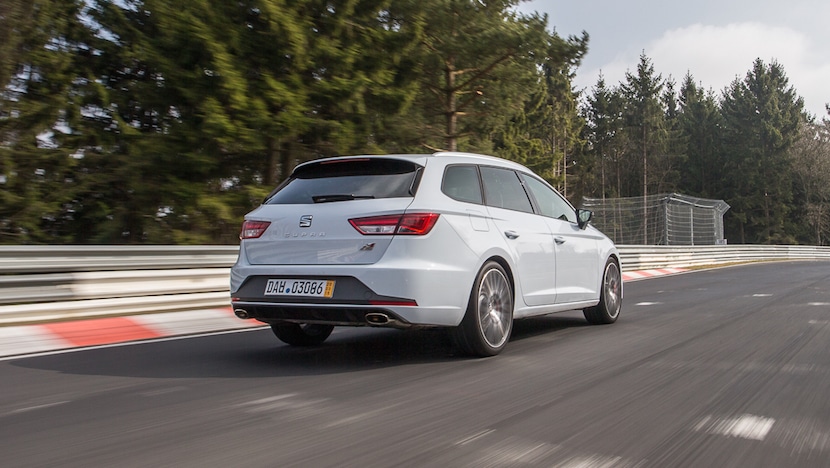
[293,152,531,173]
[431,152,529,171]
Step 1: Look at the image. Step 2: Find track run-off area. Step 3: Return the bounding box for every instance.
[1,261,829,467]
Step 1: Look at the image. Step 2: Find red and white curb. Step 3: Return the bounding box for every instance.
[0,268,688,358]
[622,267,687,281]
[0,307,264,359]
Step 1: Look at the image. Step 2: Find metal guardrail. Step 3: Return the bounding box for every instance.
[0,245,240,273]
[0,245,238,325]
[617,244,830,271]
[2,244,830,325]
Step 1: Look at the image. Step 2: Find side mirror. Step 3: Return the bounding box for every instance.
[577,209,593,230]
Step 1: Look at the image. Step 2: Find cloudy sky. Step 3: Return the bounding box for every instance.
[519,0,830,118]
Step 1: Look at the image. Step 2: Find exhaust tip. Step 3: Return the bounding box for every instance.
[365,313,390,325]
[234,309,251,319]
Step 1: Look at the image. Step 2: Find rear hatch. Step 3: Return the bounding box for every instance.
[243,157,424,265]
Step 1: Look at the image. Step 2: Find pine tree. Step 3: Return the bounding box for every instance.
[400,0,552,152]
[580,74,625,199]
[0,0,35,90]
[619,53,666,243]
[720,59,804,244]
[0,0,98,243]
[657,77,683,193]
[789,120,830,244]
[297,0,423,159]
[677,73,723,198]
[493,30,588,197]
[77,0,421,243]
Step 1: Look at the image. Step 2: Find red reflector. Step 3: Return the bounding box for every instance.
[240,220,271,239]
[349,213,439,236]
[369,299,418,306]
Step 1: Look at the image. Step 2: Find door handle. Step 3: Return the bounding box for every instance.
[504,230,520,239]
[554,236,566,245]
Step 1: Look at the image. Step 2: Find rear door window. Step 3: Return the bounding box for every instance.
[479,166,533,213]
[265,158,422,205]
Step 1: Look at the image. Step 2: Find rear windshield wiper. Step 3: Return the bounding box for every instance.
[312,194,375,203]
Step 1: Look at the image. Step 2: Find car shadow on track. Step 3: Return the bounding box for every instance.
[11,313,591,379]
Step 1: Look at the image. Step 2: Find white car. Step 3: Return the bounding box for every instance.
[230,152,622,356]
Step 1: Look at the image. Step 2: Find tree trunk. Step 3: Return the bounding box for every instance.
[643,125,648,244]
[265,137,292,186]
[279,142,292,184]
[445,60,457,151]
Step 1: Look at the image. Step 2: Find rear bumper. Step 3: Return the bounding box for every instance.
[230,265,472,327]
[231,300,464,328]
[230,220,483,327]
[230,273,448,327]
[230,302,413,328]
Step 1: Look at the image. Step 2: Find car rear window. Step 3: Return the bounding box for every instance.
[442,165,483,204]
[265,158,422,205]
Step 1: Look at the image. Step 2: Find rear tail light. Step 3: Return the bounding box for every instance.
[240,220,271,239]
[398,213,440,235]
[349,213,440,236]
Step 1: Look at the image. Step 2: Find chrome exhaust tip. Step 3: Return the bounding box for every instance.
[365,313,411,329]
[365,313,390,325]
[234,309,251,319]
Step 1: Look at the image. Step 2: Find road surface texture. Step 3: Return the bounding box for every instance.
[1,261,829,467]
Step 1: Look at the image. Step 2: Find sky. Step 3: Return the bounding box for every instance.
[517,0,830,118]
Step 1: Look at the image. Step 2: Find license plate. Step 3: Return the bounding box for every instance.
[264,279,335,298]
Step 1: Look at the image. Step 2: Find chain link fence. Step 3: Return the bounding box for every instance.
[582,193,730,246]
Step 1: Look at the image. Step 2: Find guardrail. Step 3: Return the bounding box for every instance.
[618,244,830,271]
[2,244,830,325]
[0,245,240,273]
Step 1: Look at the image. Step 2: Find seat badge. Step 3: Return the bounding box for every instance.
[299,215,313,228]
[360,243,376,251]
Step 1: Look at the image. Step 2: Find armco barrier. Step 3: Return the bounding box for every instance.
[2,244,830,325]
[618,244,830,271]
[0,245,239,273]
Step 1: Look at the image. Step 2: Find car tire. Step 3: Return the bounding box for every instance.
[271,323,334,346]
[453,261,514,357]
[583,258,622,325]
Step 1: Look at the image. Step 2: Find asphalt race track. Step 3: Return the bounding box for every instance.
[1,261,829,467]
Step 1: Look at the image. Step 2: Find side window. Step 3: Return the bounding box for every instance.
[442,165,482,204]
[521,174,577,223]
[480,166,533,213]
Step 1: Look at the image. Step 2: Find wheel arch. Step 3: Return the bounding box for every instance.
[483,255,516,300]
[606,253,623,299]
[454,255,516,356]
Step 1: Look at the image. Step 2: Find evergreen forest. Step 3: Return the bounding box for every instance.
[1,0,829,245]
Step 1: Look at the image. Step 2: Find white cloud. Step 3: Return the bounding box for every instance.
[651,23,806,83]
[576,22,830,118]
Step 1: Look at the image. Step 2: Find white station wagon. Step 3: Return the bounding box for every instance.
[230,152,622,356]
